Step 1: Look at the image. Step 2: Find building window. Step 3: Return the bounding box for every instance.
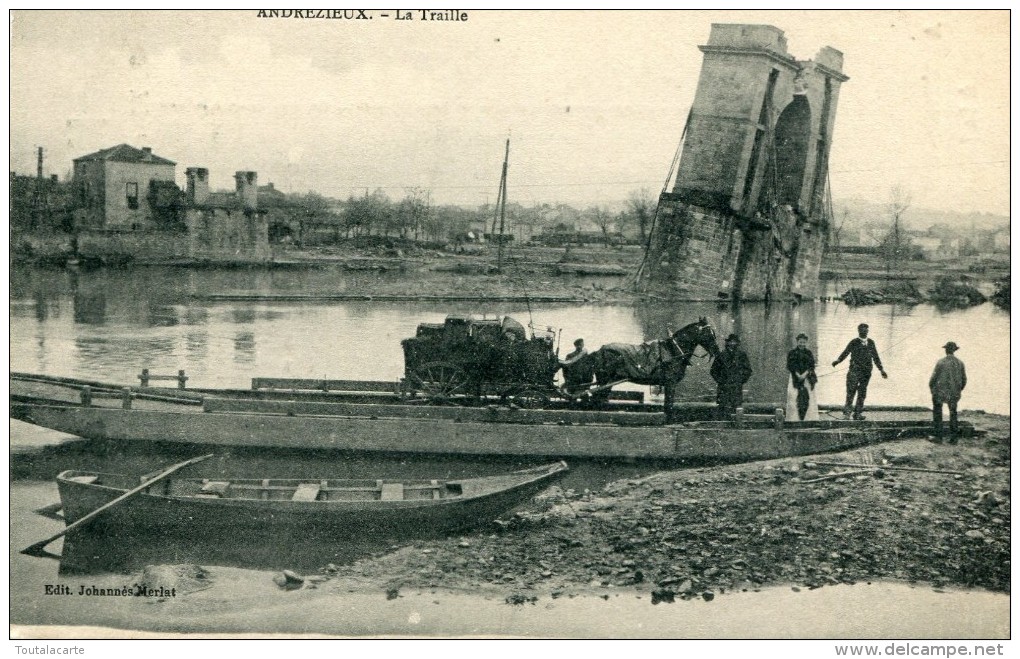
[126,182,139,210]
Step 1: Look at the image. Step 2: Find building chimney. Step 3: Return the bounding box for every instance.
[141,146,153,160]
[235,170,258,211]
[186,167,210,205]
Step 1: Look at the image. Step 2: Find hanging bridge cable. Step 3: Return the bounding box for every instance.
[816,171,940,383]
[825,169,858,309]
[503,231,536,336]
[761,95,782,302]
[632,109,690,289]
[489,134,537,336]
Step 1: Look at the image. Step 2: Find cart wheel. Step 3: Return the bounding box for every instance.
[411,362,470,403]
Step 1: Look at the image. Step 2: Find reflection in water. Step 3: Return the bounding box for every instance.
[73,336,180,376]
[58,527,391,576]
[146,301,180,327]
[72,291,106,325]
[185,332,208,360]
[34,291,49,322]
[231,308,257,324]
[183,307,209,325]
[234,331,256,362]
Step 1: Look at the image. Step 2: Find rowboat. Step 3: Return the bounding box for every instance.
[11,372,958,461]
[55,461,569,537]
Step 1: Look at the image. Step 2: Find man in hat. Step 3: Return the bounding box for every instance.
[832,323,887,420]
[710,333,753,420]
[929,341,966,443]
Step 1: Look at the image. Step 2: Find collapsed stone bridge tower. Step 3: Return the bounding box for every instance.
[638,24,848,301]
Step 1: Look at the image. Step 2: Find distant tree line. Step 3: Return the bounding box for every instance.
[267,186,660,248]
[10,170,663,250]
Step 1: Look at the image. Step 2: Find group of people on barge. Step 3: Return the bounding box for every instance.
[560,321,966,440]
[707,322,965,439]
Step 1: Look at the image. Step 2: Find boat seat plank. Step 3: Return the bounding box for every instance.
[69,475,99,485]
[292,483,321,501]
[232,483,384,493]
[200,481,231,496]
[380,483,404,501]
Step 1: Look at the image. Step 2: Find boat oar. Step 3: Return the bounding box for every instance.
[21,453,214,558]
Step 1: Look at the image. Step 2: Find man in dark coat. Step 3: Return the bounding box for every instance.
[559,338,594,393]
[929,341,966,443]
[710,334,753,420]
[832,323,887,420]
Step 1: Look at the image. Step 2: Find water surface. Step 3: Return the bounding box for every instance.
[10,265,1010,413]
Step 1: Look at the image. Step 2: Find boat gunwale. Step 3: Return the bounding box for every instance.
[55,462,569,511]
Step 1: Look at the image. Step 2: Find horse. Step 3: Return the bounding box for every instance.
[565,317,720,416]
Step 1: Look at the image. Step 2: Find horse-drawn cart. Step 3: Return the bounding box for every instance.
[400,314,721,412]
[400,315,562,405]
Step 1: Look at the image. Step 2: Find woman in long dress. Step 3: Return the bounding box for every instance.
[786,333,819,422]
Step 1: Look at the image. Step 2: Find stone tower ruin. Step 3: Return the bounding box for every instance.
[638,24,848,301]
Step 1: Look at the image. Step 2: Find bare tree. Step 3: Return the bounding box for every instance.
[344,188,391,237]
[396,187,430,240]
[884,186,912,274]
[626,188,656,244]
[588,205,614,247]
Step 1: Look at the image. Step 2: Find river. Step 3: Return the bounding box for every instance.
[10,264,1010,413]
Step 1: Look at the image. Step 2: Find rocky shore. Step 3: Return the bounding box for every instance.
[317,412,1009,602]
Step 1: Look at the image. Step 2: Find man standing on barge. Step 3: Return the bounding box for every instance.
[832,323,887,420]
[710,333,753,420]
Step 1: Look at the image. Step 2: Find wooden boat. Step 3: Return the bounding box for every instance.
[11,372,958,461]
[55,462,569,537]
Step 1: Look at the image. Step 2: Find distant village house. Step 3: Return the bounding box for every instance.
[64,143,269,263]
[72,144,178,231]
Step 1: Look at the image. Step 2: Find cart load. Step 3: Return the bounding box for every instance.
[401,315,558,401]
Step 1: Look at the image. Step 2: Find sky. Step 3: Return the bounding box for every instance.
[9,9,1010,215]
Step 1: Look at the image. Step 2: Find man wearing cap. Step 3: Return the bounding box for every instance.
[832,323,888,420]
[710,333,753,420]
[929,341,966,443]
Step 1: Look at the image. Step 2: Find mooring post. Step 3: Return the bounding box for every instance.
[774,407,785,431]
[139,368,150,388]
[734,407,744,428]
[177,369,188,390]
[80,386,92,408]
[122,387,133,410]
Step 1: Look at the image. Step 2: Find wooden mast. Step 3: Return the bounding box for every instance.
[497,138,509,273]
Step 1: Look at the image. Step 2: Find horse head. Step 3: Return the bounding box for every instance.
[669,317,720,361]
